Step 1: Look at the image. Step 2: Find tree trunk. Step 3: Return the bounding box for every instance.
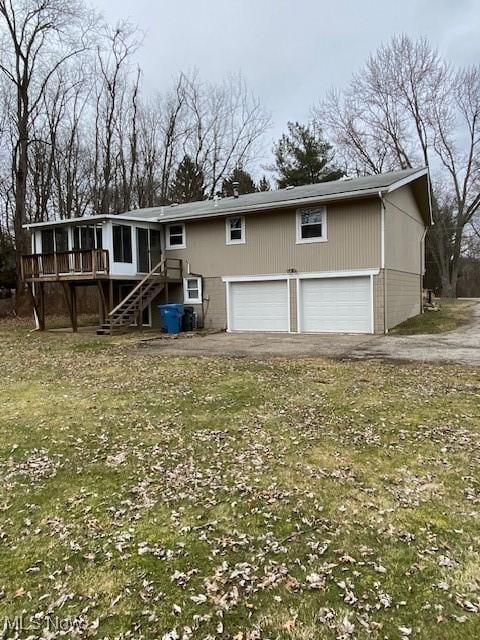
[440,275,457,298]
[13,114,29,311]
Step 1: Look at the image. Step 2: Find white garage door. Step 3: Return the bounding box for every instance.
[229,280,289,332]
[299,276,371,333]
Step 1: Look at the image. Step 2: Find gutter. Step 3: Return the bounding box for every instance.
[378,190,388,334]
[23,214,144,230]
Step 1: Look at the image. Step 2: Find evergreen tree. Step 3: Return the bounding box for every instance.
[258,175,271,192]
[168,155,205,203]
[222,166,257,196]
[0,231,16,288]
[272,121,344,188]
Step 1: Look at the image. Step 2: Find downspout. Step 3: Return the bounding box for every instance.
[420,226,428,313]
[186,264,206,328]
[379,191,388,334]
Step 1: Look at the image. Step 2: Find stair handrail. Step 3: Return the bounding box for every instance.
[108,257,166,318]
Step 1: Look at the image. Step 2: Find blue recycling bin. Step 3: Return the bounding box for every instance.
[158,304,184,333]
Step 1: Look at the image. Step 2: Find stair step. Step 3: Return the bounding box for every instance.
[103,276,167,334]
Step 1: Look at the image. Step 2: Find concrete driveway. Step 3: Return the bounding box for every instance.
[142,301,480,365]
[349,301,480,366]
[141,330,376,359]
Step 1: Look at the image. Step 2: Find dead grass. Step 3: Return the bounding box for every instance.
[390,298,476,335]
[0,319,479,639]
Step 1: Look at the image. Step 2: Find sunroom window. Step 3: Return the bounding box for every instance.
[296,207,327,243]
[112,224,132,263]
[73,225,103,251]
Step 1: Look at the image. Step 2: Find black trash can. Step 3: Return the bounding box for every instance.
[183,306,195,331]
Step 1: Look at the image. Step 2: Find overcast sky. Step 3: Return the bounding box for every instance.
[93,0,480,166]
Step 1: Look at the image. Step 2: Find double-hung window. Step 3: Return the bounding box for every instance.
[183,277,202,304]
[226,216,245,245]
[296,207,327,243]
[166,223,186,250]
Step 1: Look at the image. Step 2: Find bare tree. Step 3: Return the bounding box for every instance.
[0,0,95,294]
[0,4,270,290]
[51,69,92,218]
[92,22,140,214]
[183,72,271,197]
[315,35,480,296]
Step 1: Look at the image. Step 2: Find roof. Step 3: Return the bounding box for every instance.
[24,167,431,229]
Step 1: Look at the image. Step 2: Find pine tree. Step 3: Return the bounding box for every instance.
[168,155,205,203]
[0,230,16,288]
[258,175,271,192]
[222,166,257,196]
[272,121,344,188]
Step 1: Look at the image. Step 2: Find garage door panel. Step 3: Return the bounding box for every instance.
[300,277,371,333]
[230,280,288,332]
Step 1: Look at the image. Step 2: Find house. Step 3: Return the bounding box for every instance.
[22,167,431,335]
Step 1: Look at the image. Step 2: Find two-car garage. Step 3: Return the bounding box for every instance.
[225,272,375,334]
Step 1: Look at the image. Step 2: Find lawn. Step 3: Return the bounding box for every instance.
[0,320,479,639]
[390,298,476,335]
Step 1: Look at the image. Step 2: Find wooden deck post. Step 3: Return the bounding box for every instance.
[61,282,77,332]
[98,281,107,324]
[28,282,46,331]
[70,283,78,332]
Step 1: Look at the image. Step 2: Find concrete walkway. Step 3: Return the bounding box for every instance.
[142,301,480,365]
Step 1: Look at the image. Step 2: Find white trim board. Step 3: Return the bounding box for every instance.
[386,168,428,194]
[370,274,375,334]
[222,268,379,283]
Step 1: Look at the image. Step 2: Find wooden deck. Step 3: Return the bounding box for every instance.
[21,252,184,334]
[21,249,110,282]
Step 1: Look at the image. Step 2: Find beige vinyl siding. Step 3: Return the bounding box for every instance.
[166,198,381,276]
[384,185,424,275]
[386,270,422,329]
[170,278,227,331]
[202,277,228,330]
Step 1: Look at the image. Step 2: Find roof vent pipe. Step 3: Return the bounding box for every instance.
[232,181,240,198]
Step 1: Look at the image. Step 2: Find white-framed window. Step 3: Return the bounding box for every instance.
[296,206,327,244]
[166,223,186,250]
[183,276,202,304]
[226,216,245,245]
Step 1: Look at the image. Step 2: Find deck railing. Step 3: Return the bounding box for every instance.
[21,249,109,280]
[163,257,183,280]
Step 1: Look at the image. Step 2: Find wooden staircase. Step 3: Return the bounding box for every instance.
[97,258,182,335]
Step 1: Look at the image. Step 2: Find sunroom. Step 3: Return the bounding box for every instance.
[22,216,164,281]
